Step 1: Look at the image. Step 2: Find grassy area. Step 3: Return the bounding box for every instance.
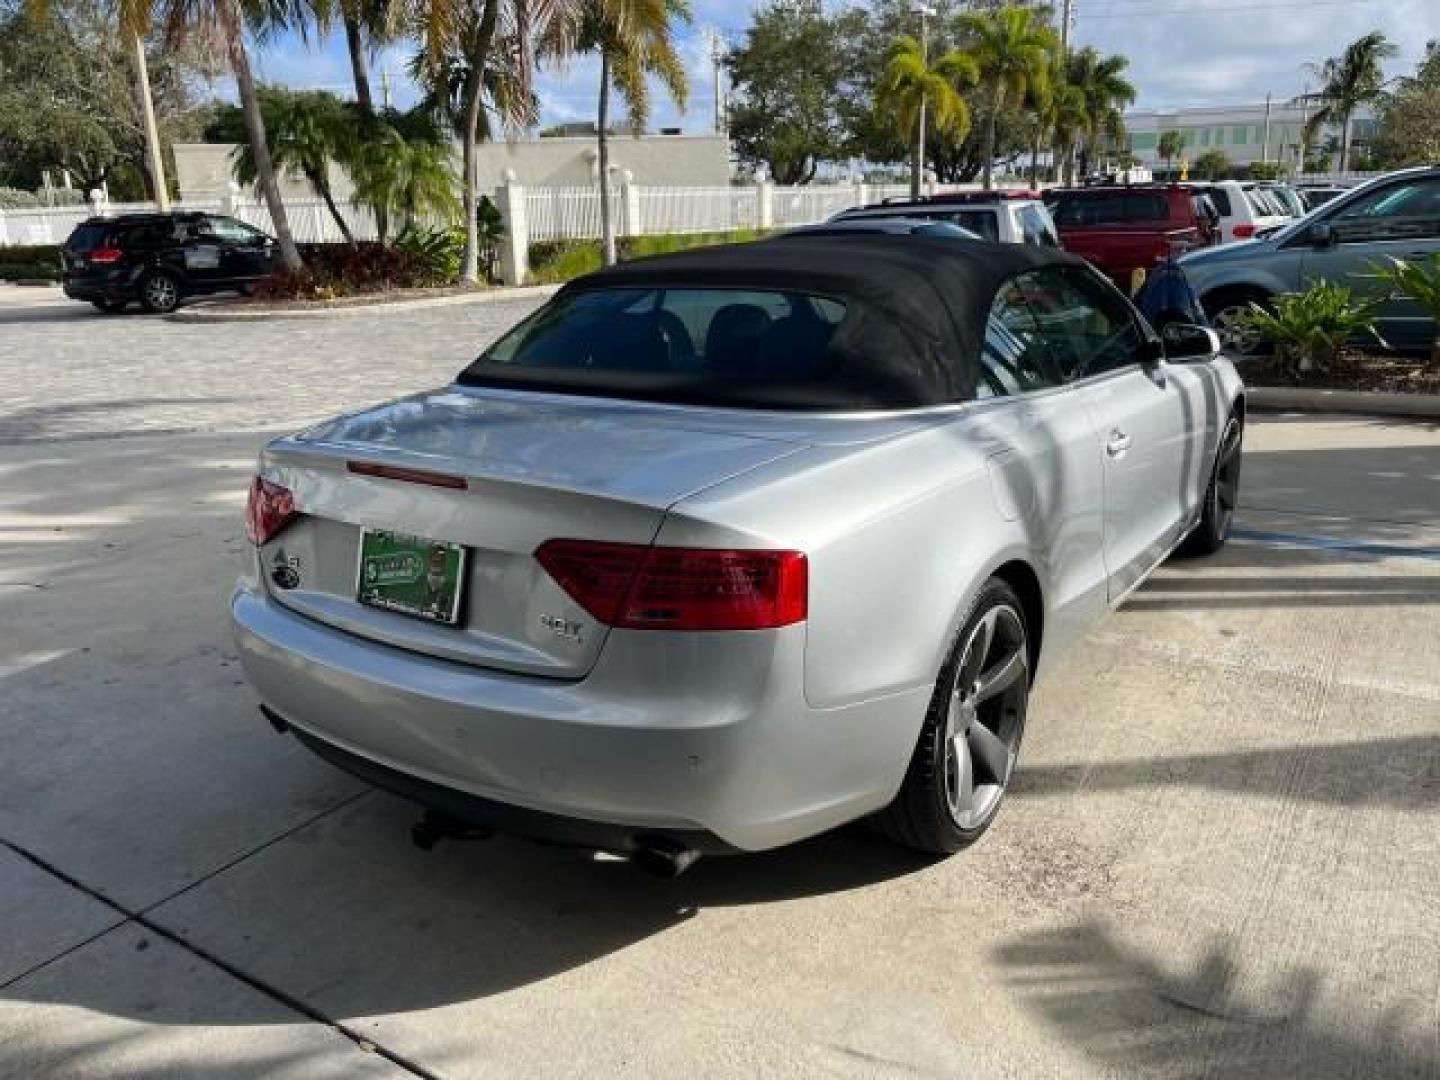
[529,229,770,285]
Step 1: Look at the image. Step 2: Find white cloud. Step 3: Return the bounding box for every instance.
[249,0,1440,129]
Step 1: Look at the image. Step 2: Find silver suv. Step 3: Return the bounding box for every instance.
[1179,166,1440,352]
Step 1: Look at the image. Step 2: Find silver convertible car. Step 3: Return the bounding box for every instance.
[232,237,1244,872]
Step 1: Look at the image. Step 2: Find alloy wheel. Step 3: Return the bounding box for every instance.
[943,603,1028,831]
[145,275,178,311]
[1211,304,1261,355]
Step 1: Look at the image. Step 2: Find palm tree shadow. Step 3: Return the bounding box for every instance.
[995,920,1435,1079]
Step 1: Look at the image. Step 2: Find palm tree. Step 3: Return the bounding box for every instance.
[877,34,978,199]
[542,0,690,267]
[960,4,1057,191]
[1065,46,1135,181]
[1157,129,1184,176]
[1298,30,1397,173]
[338,0,392,113]
[349,116,459,234]
[412,0,566,283]
[1026,56,1082,189]
[149,0,304,270]
[232,90,356,243]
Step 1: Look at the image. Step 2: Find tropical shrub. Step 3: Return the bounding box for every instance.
[0,244,62,280]
[394,225,464,286]
[1372,254,1440,368]
[253,242,435,300]
[1238,283,1386,372]
[529,241,603,284]
[528,229,771,285]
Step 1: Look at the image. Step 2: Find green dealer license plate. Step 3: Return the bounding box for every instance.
[356,530,467,625]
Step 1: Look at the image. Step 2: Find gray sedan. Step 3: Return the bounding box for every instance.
[232,236,1244,871]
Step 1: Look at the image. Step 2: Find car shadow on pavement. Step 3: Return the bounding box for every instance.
[994,919,1437,1080]
[1,788,939,1034]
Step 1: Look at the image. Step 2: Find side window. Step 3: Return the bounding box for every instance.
[950,210,1001,241]
[1018,205,1060,247]
[1332,179,1440,242]
[205,216,263,245]
[978,279,1064,398]
[1012,267,1147,381]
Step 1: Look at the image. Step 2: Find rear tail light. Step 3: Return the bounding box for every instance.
[1232,224,1256,239]
[536,539,808,631]
[245,476,297,546]
[88,246,124,264]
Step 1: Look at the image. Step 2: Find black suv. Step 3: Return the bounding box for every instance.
[61,212,277,314]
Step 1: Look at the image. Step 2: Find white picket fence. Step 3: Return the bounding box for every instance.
[0,181,965,250]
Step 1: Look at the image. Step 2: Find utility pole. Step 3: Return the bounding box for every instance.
[130,31,170,211]
[1058,0,1075,184]
[381,69,393,111]
[1261,92,1272,166]
[913,3,935,199]
[1297,83,1310,176]
[711,31,725,135]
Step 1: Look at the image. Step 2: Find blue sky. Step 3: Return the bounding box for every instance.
[249,0,1440,129]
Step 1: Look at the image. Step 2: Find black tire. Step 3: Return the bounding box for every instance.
[1202,287,1271,357]
[1178,413,1243,557]
[139,270,181,314]
[874,578,1030,855]
[90,299,127,314]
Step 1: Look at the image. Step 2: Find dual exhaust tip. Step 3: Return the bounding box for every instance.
[260,707,701,877]
[408,808,701,878]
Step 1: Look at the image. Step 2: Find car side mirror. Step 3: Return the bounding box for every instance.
[1140,335,1166,371]
[1307,221,1336,247]
[1161,323,1222,361]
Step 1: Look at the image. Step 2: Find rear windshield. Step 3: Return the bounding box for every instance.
[459,286,942,410]
[1048,191,1170,227]
[65,223,111,252]
[478,287,845,378]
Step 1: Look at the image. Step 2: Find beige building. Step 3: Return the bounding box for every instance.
[171,134,732,201]
[1124,103,1378,172]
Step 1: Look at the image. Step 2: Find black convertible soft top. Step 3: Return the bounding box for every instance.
[460,235,1088,410]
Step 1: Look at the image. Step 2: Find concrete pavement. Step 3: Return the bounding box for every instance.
[1,293,1437,1078]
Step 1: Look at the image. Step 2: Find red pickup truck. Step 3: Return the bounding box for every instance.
[1043,186,1219,290]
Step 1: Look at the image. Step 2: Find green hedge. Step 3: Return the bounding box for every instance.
[0,244,62,281]
[528,229,770,285]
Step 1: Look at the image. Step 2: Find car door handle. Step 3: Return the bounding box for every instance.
[1106,429,1132,457]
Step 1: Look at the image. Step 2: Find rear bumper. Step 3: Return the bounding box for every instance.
[62,273,135,303]
[231,581,926,851]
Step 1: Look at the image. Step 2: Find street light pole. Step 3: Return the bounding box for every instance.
[913,3,935,199]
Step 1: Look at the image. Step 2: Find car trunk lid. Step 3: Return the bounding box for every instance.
[254,387,811,678]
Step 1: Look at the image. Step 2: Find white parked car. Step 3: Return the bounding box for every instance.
[1186,181,1292,243]
[831,193,1063,248]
